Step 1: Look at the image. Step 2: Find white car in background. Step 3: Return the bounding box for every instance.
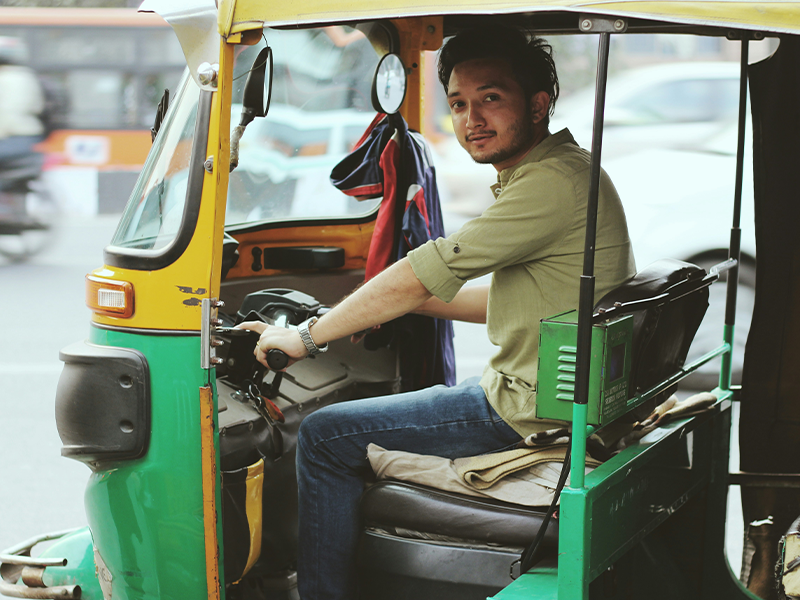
[551,61,742,157]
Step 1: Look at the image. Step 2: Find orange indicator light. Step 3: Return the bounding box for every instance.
[86,275,134,318]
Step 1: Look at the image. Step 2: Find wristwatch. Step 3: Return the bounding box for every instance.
[297,316,328,356]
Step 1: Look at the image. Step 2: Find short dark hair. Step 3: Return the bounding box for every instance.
[437,26,560,122]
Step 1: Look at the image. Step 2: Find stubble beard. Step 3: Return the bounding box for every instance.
[467,117,535,166]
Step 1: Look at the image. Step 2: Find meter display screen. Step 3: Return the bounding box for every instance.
[608,342,626,382]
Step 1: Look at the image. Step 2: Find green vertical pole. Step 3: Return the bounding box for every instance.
[559,485,591,600]
[561,28,612,600]
[570,404,588,489]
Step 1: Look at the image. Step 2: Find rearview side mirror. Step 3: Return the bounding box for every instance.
[371,53,406,115]
[240,46,273,127]
[231,46,273,171]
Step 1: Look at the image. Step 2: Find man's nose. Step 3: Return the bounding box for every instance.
[466,104,485,129]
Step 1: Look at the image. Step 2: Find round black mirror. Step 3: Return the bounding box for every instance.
[371,53,406,115]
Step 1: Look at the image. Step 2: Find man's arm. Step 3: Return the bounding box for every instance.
[413,284,488,323]
[240,257,432,366]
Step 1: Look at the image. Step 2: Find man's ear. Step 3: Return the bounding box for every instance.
[530,91,550,124]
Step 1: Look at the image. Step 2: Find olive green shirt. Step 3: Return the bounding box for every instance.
[407,129,636,436]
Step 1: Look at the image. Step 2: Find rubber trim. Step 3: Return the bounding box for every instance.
[91,322,201,337]
[103,90,213,271]
[226,205,379,235]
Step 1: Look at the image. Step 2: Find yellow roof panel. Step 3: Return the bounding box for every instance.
[220,0,800,35]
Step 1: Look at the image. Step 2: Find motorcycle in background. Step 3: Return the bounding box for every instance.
[0,146,56,262]
[0,37,58,263]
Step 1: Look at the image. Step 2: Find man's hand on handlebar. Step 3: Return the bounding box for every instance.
[237,321,308,370]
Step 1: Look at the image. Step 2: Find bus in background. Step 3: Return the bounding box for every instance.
[0,7,184,216]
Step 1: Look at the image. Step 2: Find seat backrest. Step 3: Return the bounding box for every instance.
[594,258,710,417]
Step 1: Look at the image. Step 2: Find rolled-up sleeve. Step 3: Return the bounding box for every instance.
[407,238,465,302]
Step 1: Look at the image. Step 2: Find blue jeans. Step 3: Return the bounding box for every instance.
[296,377,522,600]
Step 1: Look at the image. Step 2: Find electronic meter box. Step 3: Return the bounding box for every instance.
[536,310,634,427]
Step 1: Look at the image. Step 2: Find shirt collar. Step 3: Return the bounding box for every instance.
[494,128,576,192]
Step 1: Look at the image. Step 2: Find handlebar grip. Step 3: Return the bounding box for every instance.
[266,348,290,371]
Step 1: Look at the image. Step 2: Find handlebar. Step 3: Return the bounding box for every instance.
[216,326,289,371]
[267,349,290,371]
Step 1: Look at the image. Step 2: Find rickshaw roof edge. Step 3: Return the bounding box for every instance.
[139,0,800,90]
[222,0,800,36]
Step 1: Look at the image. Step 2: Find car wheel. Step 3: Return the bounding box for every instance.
[681,258,755,391]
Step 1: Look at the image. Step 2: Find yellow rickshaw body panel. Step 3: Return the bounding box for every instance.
[90,39,235,332]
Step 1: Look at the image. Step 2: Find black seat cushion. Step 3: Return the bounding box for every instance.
[361,480,558,551]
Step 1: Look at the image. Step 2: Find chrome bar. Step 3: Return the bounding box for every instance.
[0,529,77,567]
[0,580,80,599]
[0,529,82,599]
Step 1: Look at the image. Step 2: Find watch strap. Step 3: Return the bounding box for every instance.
[298,317,328,355]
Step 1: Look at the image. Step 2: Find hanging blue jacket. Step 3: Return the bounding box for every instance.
[331,113,456,389]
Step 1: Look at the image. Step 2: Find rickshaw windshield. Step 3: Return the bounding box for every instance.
[110,72,200,251]
[226,26,382,227]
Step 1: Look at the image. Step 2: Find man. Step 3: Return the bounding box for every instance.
[241,25,635,600]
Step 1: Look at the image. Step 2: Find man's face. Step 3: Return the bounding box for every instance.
[447,58,546,172]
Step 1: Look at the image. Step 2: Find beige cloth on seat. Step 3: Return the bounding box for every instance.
[367,443,600,507]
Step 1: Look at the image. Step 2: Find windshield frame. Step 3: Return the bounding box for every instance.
[223,25,387,231]
[103,77,212,271]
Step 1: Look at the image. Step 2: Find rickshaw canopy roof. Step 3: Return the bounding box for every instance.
[220,0,800,36]
[140,0,800,91]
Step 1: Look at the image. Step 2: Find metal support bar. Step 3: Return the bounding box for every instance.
[720,39,749,391]
[571,31,611,490]
[574,31,611,408]
[0,530,76,567]
[729,472,800,489]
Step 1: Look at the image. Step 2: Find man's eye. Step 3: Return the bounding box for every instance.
[485,94,500,102]
[450,101,464,110]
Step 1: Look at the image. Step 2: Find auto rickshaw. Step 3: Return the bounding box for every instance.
[3,1,800,599]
